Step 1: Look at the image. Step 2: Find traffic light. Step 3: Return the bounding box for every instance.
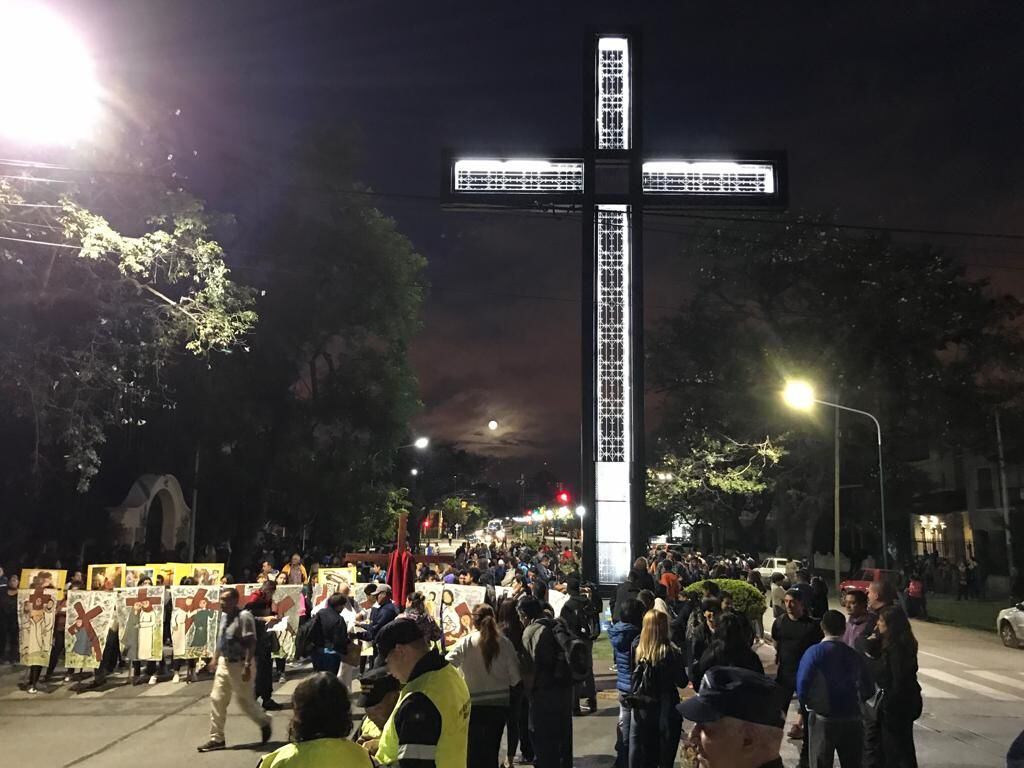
[423,517,430,529]
[556,490,570,505]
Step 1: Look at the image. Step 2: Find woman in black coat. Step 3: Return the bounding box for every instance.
[628,610,688,768]
[695,612,764,688]
[863,606,922,768]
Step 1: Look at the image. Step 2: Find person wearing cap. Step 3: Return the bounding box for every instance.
[375,617,470,767]
[770,587,822,744]
[677,666,786,768]
[796,609,874,768]
[258,672,373,767]
[358,583,398,666]
[355,666,402,755]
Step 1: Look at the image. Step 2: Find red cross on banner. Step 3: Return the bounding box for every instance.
[272,595,295,618]
[174,588,220,633]
[125,588,160,611]
[70,602,105,660]
[25,587,55,611]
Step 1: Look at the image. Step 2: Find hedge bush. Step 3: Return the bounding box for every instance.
[683,578,766,621]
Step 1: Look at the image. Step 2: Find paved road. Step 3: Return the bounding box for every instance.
[0,615,1018,767]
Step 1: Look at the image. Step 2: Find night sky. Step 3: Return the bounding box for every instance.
[64,2,1024,488]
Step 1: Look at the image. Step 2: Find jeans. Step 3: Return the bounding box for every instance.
[254,644,273,703]
[616,693,632,768]
[507,685,530,761]
[530,686,573,768]
[865,714,917,768]
[311,647,341,675]
[468,703,508,768]
[208,658,270,742]
[629,699,682,768]
[807,711,863,768]
[574,639,596,703]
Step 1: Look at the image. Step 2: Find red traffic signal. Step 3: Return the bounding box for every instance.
[422,517,430,529]
[556,491,570,505]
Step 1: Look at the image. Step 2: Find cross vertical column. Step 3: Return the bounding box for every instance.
[582,32,643,587]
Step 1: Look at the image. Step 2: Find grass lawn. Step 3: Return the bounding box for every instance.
[924,596,1005,633]
[593,634,613,662]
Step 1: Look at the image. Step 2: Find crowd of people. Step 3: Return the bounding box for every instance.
[0,541,931,768]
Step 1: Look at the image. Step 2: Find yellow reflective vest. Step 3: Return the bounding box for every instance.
[376,660,470,766]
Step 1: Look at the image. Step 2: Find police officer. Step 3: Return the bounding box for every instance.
[375,617,471,767]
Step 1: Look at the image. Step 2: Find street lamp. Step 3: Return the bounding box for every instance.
[413,436,429,449]
[410,468,419,476]
[1,2,101,144]
[782,379,889,569]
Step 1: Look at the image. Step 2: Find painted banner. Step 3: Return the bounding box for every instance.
[20,568,67,594]
[116,586,166,661]
[317,566,358,589]
[183,563,225,586]
[548,589,569,618]
[269,584,303,660]
[18,588,58,666]
[87,563,126,591]
[169,586,220,659]
[124,566,156,588]
[427,584,486,648]
[65,589,116,669]
[147,563,182,588]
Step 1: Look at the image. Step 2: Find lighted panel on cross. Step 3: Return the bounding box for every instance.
[442,31,786,586]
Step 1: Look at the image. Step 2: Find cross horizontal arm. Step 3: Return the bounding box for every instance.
[641,155,787,209]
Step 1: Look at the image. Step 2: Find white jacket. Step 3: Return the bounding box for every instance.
[446,630,522,706]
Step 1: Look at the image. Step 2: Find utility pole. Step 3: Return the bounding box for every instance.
[995,410,1018,589]
[834,406,841,591]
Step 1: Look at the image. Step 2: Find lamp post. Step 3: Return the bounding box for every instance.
[783,380,889,570]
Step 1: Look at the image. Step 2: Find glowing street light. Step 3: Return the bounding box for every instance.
[782,378,889,569]
[782,380,816,412]
[413,436,429,449]
[0,2,102,144]
[575,505,586,519]
[410,468,419,476]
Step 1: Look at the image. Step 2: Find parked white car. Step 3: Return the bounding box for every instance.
[997,602,1024,648]
[755,557,801,583]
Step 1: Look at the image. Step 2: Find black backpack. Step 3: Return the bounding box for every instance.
[624,657,659,708]
[543,618,590,684]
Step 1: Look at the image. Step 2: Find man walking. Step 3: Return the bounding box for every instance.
[797,610,874,768]
[197,587,271,752]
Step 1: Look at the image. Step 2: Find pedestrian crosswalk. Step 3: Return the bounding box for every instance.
[918,668,1022,702]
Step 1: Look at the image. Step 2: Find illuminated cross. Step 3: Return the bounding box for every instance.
[443,31,786,586]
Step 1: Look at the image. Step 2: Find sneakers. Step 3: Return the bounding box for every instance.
[171,672,181,684]
[260,723,272,744]
[148,675,158,685]
[26,686,39,694]
[196,740,226,753]
[277,671,287,683]
[63,674,73,683]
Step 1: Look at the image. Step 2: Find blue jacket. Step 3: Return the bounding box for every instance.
[796,638,874,718]
[608,620,641,693]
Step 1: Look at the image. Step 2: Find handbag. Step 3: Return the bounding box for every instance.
[862,688,885,722]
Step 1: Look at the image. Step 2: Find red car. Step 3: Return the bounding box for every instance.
[839,568,902,595]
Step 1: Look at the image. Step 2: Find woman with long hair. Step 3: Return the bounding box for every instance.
[257,671,373,767]
[496,598,531,767]
[863,606,922,768]
[628,609,687,768]
[447,603,521,768]
[694,611,763,687]
[399,591,442,644]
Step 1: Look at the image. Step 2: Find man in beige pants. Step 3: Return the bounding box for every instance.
[196,587,272,753]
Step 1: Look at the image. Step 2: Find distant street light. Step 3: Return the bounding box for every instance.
[410,468,419,476]
[413,436,430,449]
[782,379,889,570]
[1,2,101,144]
[487,420,498,431]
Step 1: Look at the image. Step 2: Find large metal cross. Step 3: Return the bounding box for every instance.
[443,30,786,587]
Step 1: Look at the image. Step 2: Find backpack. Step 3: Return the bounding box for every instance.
[545,618,590,684]
[295,615,319,660]
[624,658,658,708]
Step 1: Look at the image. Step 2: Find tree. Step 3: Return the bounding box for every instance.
[0,179,255,496]
[650,220,1024,560]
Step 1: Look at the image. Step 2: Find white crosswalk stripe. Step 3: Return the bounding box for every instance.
[919,681,957,699]
[967,670,1024,692]
[918,668,1022,701]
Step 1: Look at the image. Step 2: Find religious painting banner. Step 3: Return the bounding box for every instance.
[548,589,569,618]
[317,566,358,589]
[116,586,166,661]
[494,585,513,603]
[169,585,220,659]
[20,568,67,594]
[146,563,181,588]
[124,566,155,588]
[268,584,303,660]
[18,588,59,666]
[183,563,225,586]
[353,583,378,658]
[435,584,486,648]
[64,589,116,669]
[88,563,126,591]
